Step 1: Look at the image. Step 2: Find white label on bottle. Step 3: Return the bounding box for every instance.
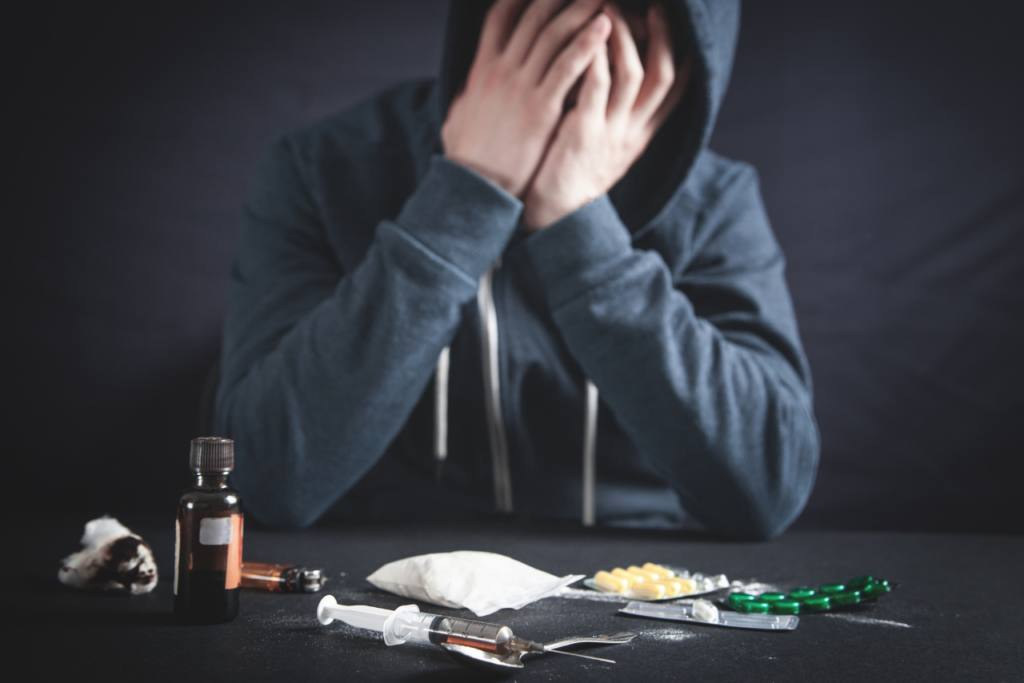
[199,517,233,546]
[174,520,180,596]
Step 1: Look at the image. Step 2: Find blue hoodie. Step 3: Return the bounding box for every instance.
[215,0,819,539]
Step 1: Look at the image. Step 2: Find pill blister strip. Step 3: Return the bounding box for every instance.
[620,601,800,631]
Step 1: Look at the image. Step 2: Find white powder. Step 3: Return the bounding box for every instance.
[638,629,702,643]
[821,613,912,628]
[555,586,631,603]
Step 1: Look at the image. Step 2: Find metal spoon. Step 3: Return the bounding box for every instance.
[440,630,636,675]
[440,642,525,674]
[540,630,637,652]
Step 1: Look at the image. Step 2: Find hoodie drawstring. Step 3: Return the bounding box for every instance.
[582,380,598,526]
[433,266,597,524]
[433,345,450,483]
[477,265,514,513]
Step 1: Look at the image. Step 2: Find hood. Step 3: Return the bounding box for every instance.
[439,0,740,231]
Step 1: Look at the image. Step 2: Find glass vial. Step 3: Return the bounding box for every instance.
[174,437,243,623]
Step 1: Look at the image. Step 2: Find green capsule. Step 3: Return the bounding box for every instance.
[789,586,816,600]
[771,600,801,615]
[819,583,845,594]
[831,590,861,607]
[847,575,875,589]
[801,595,831,613]
[738,601,771,614]
[758,592,787,603]
[729,593,756,609]
[861,582,890,600]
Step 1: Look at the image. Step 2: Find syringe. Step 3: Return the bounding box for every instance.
[317,596,614,664]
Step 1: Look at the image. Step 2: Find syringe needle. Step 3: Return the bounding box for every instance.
[546,649,615,664]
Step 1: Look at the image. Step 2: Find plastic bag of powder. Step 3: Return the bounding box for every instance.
[366,551,583,617]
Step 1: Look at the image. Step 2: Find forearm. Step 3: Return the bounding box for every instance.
[524,197,819,539]
[215,156,521,529]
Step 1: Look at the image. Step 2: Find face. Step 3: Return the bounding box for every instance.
[618,1,655,55]
[558,1,675,111]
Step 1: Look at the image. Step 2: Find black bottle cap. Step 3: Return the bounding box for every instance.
[189,437,234,472]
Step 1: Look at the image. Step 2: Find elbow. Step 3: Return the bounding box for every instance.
[240,486,323,531]
[718,483,813,541]
[756,431,820,540]
[215,393,327,531]
[728,506,799,542]
[233,455,325,530]
[687,474,813,541]
[716,409,820,541]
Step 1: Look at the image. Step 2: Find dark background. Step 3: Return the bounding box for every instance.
[7,0,1023,533]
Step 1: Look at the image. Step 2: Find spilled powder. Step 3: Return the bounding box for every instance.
[637,629,702,643]
[821,613,912,628]
[556,587,631,603]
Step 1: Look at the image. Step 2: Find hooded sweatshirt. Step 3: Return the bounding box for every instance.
[214,0,819,539]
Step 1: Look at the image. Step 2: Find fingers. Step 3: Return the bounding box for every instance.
[522,0,606,83]
[576,37,612,121]
[477,0,533,62]
[605,3,644,121]
[647,52,690,133]
[623,9,648,48]
[503,0,573,66]
[633,3,676,122]
[538,12,611,106]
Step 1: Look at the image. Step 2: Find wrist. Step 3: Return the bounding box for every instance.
[524,191,598,231]
[396,156,522,279]
[522,195,632,309]
[444,153,520,197]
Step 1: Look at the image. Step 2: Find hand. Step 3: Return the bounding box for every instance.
[442,0,612,198]
[522,2,691,230]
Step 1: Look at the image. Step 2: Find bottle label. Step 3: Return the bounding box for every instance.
[225,514,243,590]
[199,517,234,545]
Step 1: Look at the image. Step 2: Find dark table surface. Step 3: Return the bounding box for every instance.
[6,517,1022,682]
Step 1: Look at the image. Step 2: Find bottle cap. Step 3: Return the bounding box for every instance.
[189,437,234,472]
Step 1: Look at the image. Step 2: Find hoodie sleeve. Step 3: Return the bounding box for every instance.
[521,164,819,540]
[214,140,521,529]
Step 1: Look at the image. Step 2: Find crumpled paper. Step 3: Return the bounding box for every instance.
[366,550,583,617]
[58,516,158,595]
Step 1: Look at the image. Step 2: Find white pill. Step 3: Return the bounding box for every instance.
[692,599,719,623]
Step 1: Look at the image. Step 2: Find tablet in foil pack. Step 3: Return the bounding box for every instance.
[620,600,799,630]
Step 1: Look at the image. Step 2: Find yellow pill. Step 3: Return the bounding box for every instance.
[612,567,642,587]
[651,579,683,597]
[627,566,660,582]
[631,582,667,600]
[676,577,697,595]
[594,571,628,594]
[643,563,675,579]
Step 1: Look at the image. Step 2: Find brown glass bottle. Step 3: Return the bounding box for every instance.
[174,437,243,624]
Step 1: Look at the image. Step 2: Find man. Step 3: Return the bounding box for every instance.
[215,0,819,539]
